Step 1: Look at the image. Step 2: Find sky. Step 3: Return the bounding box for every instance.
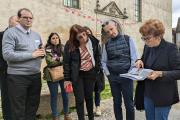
[172,0,180,28]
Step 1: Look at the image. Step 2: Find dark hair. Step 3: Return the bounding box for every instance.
[17,8,33,18]
[84,26,93,35]
[68,24,87,52]
[45,32,62,56]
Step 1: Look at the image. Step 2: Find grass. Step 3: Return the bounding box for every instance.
[101,82,112,100]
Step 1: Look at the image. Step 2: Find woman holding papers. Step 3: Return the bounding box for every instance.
[135,19,180,120]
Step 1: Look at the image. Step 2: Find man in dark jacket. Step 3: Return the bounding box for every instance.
[0,15,18,120]
[101,19,138,120]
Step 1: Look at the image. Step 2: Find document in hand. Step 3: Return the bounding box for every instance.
[120,68,153,81]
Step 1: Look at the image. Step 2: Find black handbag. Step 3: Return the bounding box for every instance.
[95,69,105,92]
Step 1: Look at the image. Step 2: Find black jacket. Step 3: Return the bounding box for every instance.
[0,31,7,71]
[135,39,180,110]
[63,36,101,82]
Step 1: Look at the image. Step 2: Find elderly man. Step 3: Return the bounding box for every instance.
[0,15,18,120]
[101,19,138,120]
[2,8,45,120]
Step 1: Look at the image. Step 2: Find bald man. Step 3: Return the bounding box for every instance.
[0,15,18,120]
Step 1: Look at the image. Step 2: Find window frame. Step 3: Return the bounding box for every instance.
[135,0,142,22]
[63,0,80,9]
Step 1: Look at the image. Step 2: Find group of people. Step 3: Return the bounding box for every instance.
[1,7,180,120]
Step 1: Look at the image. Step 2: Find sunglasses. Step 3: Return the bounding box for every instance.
[76,32,86,40]
[102,21,110,27]
[102,20,117,27]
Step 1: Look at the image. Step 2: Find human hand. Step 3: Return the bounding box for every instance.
[32,48,45,58]
[64,81,72,89]
[135,59,144,69]
[147,71,162,80]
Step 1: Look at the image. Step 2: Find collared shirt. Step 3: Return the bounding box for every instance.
[16,24,31,34]
[101,36,138,76]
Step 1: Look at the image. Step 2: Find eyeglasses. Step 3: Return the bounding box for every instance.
[141,35,153,41]
[76,32,86,40]
[21,16,33,20]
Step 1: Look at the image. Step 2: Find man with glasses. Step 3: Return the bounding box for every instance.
[0,15,18,120]
[101,19,138,120]
[2,8,45,120]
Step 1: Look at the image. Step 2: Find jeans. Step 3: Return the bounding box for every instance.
[7,73,41,120]
[108,75,134,120]
[144,96,171,120]
[47,80,69,117]
[0,71,11,120]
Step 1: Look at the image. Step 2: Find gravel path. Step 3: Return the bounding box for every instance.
[64,98,180,120]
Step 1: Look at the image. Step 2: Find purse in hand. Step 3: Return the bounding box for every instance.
[48,66,64,82]
[65,83,73,93]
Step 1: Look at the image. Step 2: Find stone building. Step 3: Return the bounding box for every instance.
[176,17,180,48]
[0,0,173,115]
[1,0,172,54]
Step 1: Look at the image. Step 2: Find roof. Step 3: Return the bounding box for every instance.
[176,17,180,33]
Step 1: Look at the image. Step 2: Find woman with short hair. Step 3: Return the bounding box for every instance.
[135,19,180,120]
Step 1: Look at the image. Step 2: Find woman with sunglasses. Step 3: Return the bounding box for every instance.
[44,33,72,120]
[135,19,180,120]
[63,24,101,120]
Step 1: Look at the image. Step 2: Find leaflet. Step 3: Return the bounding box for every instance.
[120,68,153,81]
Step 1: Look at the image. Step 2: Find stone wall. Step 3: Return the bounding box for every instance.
[1,0,172,55]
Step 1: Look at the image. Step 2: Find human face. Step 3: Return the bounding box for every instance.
[76,32,88,44]
[18,10,33,29]
[141,35,161,47]
[102,22,119,38]
[9,16,19,28]
[50,34,60,45]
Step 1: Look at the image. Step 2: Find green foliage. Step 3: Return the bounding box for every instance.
[101,83,112,100]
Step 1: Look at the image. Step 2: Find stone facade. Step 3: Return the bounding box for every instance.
[0,0,172,54]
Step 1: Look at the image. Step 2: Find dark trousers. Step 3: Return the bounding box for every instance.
[94,91,100,107]
[0,71,11,120]
[72,69,96,120]
[7,73,42,120]
[108,75,134,120]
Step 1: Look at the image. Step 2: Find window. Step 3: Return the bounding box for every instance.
[64,0,80,9]
[135,0,142,22]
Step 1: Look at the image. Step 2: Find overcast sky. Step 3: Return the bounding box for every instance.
[172,0,180,28]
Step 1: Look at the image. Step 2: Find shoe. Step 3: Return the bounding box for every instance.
[53,116,60,120]
[64,114,72,120]
[95,106,101,116]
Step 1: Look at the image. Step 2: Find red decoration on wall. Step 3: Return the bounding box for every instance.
[63,7,136,25]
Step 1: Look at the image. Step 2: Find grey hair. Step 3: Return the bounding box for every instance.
[101,19,124,44]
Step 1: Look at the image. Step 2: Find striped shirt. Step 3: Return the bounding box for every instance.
[80,46,93,71]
